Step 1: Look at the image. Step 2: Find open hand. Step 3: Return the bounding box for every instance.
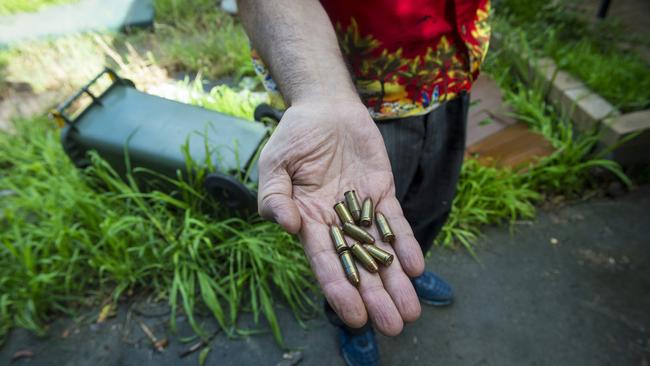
[257,99,425,335]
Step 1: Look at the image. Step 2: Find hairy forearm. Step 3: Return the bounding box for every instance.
[238,0,359,105]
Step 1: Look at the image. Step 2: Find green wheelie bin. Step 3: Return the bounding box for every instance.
[53,68,278,213]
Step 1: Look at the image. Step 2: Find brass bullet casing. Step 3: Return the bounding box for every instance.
[342,222,375,244]
[344,190,362,222]
[360,198,374,227]
[363,244,394,266]
[350,242,379,273]
[375,212,395,244]
[330,225,348,254]
[339,249,361,287]
[334,201,354,225]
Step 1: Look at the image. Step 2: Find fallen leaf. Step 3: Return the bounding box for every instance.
[97,303,116,323]
[12,350,34,360]
[154,338,169,352]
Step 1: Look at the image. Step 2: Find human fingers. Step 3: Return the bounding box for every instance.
[300,221,368,328]
[353,254,405,336]
[257,164,301,234]
[371,239,421,323]
[375,196,425,277]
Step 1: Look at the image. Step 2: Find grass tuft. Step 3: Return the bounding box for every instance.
[436,160,539,255]
[0,112,317,346]
[152,1,254,80]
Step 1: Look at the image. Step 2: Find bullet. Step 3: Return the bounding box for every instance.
[360,198,373,227]
[344,190,362,222]
[375,212,395,244]
[339,250,361,287]
[363,244,394,266]
[334,201,354,225]
[342,222,375,244]
[330,225,348,254]
[350,242,379,273]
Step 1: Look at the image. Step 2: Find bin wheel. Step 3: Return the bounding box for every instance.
[254,103,284,127]
[204,173,257,213]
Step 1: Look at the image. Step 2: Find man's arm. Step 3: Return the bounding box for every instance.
[238,0,424,336]
[238,0,357,105]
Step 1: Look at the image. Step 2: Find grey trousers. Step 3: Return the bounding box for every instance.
[325,93,470,331]
[376,93,469,254]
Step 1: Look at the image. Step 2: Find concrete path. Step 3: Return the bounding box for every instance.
[2,186,649,365]
[0,0,153,46]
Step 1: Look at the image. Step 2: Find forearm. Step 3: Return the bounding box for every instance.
[238,0,359,105]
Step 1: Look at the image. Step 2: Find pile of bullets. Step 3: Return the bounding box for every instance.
[330,190,395,287]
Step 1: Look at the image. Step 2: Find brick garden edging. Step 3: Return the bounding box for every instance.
[492,34,650,167]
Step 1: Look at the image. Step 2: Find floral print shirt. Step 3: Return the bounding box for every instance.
[253,0,491,120]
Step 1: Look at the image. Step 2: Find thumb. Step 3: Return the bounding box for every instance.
[258,169,301,234]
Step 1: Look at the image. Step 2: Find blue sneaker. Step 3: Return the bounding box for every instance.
[411,271,454,306]
[338,327,379,366]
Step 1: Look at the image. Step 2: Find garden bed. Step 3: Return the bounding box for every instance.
[491,1,650,167]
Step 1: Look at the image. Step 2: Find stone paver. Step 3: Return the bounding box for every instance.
[602,110,650,166]
[602,109,650,145]
[562,87,618,131]
[528,57,557,91]
[548,70,584,104]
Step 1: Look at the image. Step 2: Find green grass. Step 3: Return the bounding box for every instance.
[0,0,77,15]
[154,0,217,24]
[493,1,650,112]
[151,0,254,80]
[184,77,266,121]
[0,101,316,347]
[435,160,539,255]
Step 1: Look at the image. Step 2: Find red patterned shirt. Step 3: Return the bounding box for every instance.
[253,0,491,119]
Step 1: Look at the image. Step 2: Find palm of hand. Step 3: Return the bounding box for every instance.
[258,101,424,335]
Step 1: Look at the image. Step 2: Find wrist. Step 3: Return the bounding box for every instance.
[287,84,361,108]
[290,95,365,110]
[282,97,373,130]
[280,55,361,107]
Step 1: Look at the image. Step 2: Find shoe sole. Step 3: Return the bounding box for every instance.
[420,298,453,307]
[341,351,357,366]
